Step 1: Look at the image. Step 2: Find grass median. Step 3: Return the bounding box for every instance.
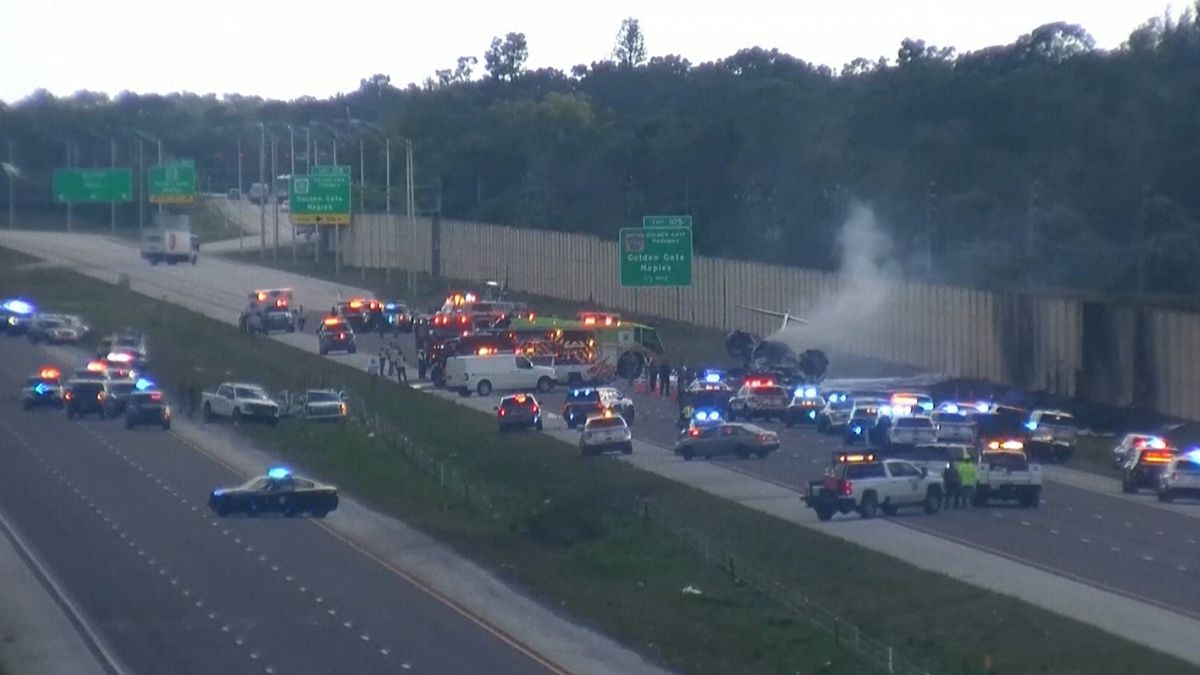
[2,245,1194,675]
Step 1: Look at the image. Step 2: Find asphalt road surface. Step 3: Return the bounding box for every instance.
[0,337,558,675]
[346,328,1200,621]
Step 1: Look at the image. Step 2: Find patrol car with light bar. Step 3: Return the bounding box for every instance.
[815,391,853,434]
[1157,452,1200,502]
[804,451,944,521]
[579,412,633,456]
[785,385,823,427]
[208,467,338,518]
[974,439,1042,507]
[317,317,358,355]
[124,388,172,430]
[1121,444,1177,494]
[1,298,36,335]
[728,378,790,422]
[22,367,64,410]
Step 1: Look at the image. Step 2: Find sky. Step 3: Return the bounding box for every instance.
[0,0,1184,104]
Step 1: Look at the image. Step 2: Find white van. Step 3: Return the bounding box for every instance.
[445,354,557,397]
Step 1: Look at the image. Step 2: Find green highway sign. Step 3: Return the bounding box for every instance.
[53,168,134,203]
[148,162,196,204]
[643,215,693,228]
[289,165,351,225]
[619,226,693,287]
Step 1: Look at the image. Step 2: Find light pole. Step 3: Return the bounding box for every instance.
[271,135,279,261]
[237,138,243,196]
[65,140,73,232]
[305,126,311,173]
[258,122,266,259]
[6,139,14,230]
[137,140,144,231]
[288,125,297,264]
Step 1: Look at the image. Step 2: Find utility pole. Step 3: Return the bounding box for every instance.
[137,140,145,231]
[156,139,163,215]
[6,140,14,230]
[360,137,367,280]
[110,138,117,232]
[289,126,297,265]
[305,127,311,173]
[258,123,266,259]
[271,137,279,261]
[406,139,417,295]
[237,138,243,196]
[66,141,73,232]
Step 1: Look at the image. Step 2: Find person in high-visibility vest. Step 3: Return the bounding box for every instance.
[956,456,979,508]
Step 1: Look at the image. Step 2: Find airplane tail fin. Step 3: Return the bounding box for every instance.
[736,305,809,332]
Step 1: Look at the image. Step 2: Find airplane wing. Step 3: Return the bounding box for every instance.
[736,305,810,325]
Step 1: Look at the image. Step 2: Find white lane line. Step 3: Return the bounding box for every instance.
[1080,537,1092,544]
[1142,554,1156,562]
[1049,529,1060,535]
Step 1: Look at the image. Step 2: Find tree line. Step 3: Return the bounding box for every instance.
[1,8,1199,297]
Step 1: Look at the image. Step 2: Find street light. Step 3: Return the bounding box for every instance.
[348,119,418,293]
[258,122,266,258]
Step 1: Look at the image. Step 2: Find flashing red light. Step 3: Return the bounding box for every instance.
[688,428,700,437]
[96,391,105,401]
[323,317,339,326]
[1143,450,1174,464]
[64,391,73,400]
[86,360,105,372]
[514,394,527,403]
[150,392,163,401]
[256,291,268,301]
[458,315,469,325]
[840,480,853,496]
[531,404,539,413]
[275,299,288,308]
[499,408,507,417]
[583,317,596,325]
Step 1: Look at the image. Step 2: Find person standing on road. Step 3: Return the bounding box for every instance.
[647,364,658,394]
[942,461,962,509]
[396,349,408,384]
[957,456,978,507]
[368,356,379,387]
[297,304,307,332]
[417,347,428,380]
[659,361,672,398]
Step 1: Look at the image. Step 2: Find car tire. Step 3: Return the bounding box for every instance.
[815,507,834,522]
[817,416,831,434]
[349,345,357,354]
[457,388,471,398]
[536,377,553,393]
[726,408,736,422]
[755,449,769,459]
[785,415,795,428]
[1159,490,1174,503]
[202,403,213,422]
[859,492,879,519]
[923,487,943,514]
[215,503,231,517]
[1121,474,1136,494]
[477,380,493,397]
[320,346,328,355]
[313,508,329,519]
[681,447,694,461]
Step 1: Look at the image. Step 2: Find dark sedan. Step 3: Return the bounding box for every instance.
[125,390,171,430]
[209,468,338,518]
[673,422,780,461]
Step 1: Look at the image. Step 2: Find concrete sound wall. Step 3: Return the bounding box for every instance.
[343,217,1200,420]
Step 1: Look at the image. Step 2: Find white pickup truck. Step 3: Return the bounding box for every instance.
[529,355,612,388]
[931,411,976,444]
[974,441,1042,507]
[201,382,279,426]
[887,416,937,446]
[804,451,944,521]
[1025,409,1078,462]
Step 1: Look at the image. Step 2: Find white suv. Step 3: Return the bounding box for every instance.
[579,415,633,456]
[888,416,936,446]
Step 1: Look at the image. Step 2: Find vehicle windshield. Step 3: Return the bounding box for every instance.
[752,386,788,398]
[844,463,886,479]
[827,399,854,410]
[306,391,339,403]
[26,377,52,386]
[235,387,268,400]
[1039,413,1077,427]
[689,391,731,407]
[935,413,968,423]
[586,417,626,429]
[896,417,932,428]
[40,318,65,328]
[501,397,534,408]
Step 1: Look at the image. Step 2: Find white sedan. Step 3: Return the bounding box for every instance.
[579,414,633,456]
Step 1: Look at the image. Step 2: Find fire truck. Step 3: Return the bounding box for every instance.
[506,311,663,380]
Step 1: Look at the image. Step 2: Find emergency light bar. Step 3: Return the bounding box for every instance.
[835,452,876,463]
[987,440,1025,451]
[86,360,106,372]
[106,352,134,364]
[323,317,340,326]
[1,299,34,314]
[38,367,60,379]
[267,467,292,480]
[795,386,818,398]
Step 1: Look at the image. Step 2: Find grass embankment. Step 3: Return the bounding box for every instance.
[10,198,236,244]
[2,245,1194,675]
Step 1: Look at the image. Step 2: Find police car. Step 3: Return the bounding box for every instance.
[784,385,824,427]
[843,400,882,445]
[1121,445,1176,494]
[1157,453,1200,502]
[728,378,789,423]
[209,467,338,518]
[1110,433,1167,469]
[870,392,935,446]
[317,317,358,355]
[124,389,172,430]
[0,298,36,335]
[496,393,543,432]
[815,391,853,434]
[1024,409,1078,462]
[579,412,633,456]
[22,367,64,410]
[563,387,636,428]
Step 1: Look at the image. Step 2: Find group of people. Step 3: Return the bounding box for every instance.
[369,341,408,385]
[645,362,698,399]
[941,456,979,509]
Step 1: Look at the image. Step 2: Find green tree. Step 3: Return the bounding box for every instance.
[484,33,529,82]
[613,18,647,68]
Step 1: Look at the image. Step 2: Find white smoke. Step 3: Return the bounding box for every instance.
[776,200,898,351]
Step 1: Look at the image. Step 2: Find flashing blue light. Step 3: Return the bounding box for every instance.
[704,372,721,383]
[807,410,817,419]
[33,382,50,395]
[1,299,34,315]
[267,467,292,480]
[851,424,863,435]
[795,386,817,398]
[976,402,990,413]
[385,303,398,310]
[134,377,156,391]
[1187,449,1200,464]
[944,404,959,414]
[1024,420,1038,431]
[920,401,934,411]
[695,410,710,421]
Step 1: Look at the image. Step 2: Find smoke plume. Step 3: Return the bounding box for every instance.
[776,200,898,351]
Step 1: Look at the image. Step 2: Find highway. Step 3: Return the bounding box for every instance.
[5,229,1200,663]
[0,337,562,675]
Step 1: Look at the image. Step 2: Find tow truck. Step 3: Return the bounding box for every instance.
[973,439,1042,507]
[803,451,944,521]
[507,311,664,380]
